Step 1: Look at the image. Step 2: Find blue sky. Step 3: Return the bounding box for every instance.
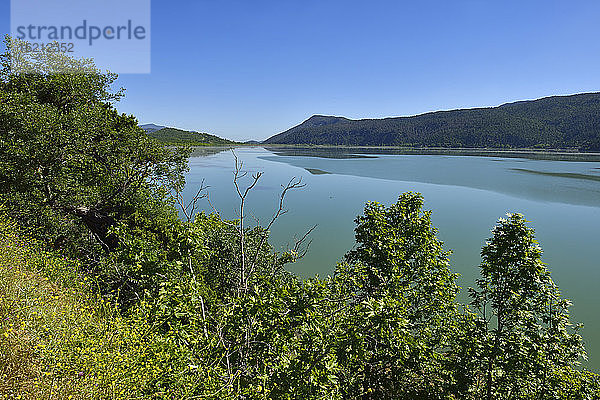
[2,0,600,141]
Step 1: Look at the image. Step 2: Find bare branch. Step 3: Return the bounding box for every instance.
[247,176,307,279]
[164,179,209,223]
[292,224,317,260]
[230,150,265,294]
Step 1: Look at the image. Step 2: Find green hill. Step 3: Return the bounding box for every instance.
[148,127,236,146]
[265,93,600,151]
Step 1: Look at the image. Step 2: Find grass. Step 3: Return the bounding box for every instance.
[0,218,94,398]
[0,215,180,399]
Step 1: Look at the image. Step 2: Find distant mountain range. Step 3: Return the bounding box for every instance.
[264,93,600,151]
[140,123,166,134]
[141,125,236,146]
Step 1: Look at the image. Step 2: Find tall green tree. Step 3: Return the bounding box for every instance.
[470,213,586,399]
[335,192,462,398]
[0,37,188,265]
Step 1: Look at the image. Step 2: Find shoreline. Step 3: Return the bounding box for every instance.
[196,144,600,162]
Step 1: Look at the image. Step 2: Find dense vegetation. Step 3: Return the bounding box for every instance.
[1,38,599,399]
[148,127,236,146]
[265,94,600,150]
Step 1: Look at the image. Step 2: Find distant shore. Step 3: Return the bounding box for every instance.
[193,144,600,162]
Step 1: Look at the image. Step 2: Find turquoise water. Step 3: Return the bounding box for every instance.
[184,146,600,371]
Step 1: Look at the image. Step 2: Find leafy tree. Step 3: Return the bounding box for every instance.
[0,37,188,271]
[469,213,586,399]
[333,192,462,398]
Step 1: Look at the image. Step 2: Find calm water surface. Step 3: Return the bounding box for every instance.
[183,147,600,371]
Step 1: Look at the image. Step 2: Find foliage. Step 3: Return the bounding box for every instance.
[0,212,219,399]
[3,196,600,399]
[469,213,587,399]
[335,192,463,398]
[0,36,189,266]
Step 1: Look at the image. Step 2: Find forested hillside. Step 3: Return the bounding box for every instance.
[148,126,236,145]
[265,93,600,150]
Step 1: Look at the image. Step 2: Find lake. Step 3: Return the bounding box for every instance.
[183,146,600,371]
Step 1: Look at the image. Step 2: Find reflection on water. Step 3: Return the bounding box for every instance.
[184,146,600,371]
[305,168,331,175]
[260,151,600,208]
[265,146,600,161]
[511,168,600,182]
[189,146,232,158]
